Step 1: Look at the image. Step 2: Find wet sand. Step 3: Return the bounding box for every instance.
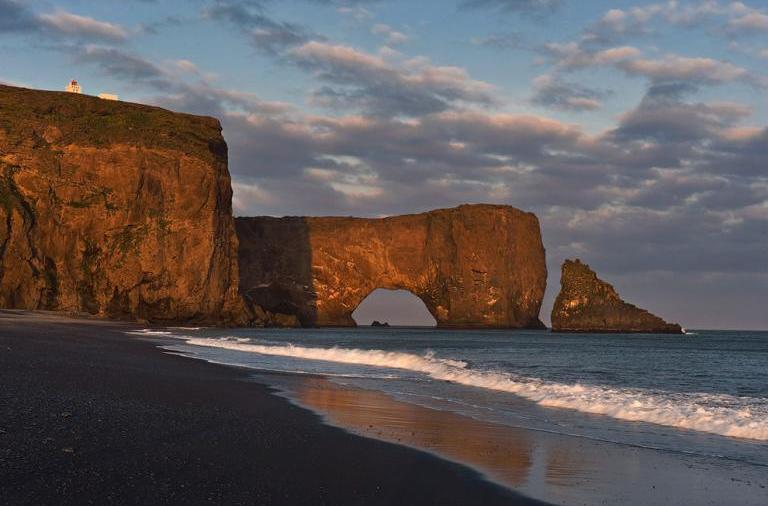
[0,310,544,505]
[262,368,768,506]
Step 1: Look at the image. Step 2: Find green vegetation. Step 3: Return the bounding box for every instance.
[0,84,225,164]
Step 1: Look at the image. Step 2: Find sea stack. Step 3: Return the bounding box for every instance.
[551,259,683,334]
[0,84,245,324]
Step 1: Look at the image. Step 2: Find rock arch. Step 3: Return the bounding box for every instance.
[351,289,437,326]
[236,204,547,328]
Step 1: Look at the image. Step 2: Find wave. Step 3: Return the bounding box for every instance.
[127,330,177,336]
[182,337,768,441]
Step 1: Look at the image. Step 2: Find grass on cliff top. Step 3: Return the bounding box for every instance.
[0,84,226,163]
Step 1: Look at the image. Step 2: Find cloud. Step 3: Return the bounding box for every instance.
[460,0,561,15]
[610,99,751,143]
[530,74,610,111]
[472,32,524,49]
[38,11,127,41]
[204,1,312,53]
[582,1,768,43]
[0,1,128,42]
[213,102,767,284]
[728,11,768,32]
[616,55,748,84]
[0,0,35,32]
[371,23,408,45]
[76,45,168,82]
[541,42,641,69]
[337,6,373,21]
[290,41,498,116]
[542,40,761,90]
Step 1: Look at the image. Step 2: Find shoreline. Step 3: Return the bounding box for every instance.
[0,310,544,505]
[159,326,768,506]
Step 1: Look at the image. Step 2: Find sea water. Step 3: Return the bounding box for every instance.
[138,327,768,500]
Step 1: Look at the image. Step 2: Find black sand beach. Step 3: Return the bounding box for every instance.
[0,310,545,505]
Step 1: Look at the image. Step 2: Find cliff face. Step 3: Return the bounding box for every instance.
[551,259,682,334]
[236,204,547,328]
[0,85,245,324]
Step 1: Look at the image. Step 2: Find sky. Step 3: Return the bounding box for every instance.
[1,0,766,329]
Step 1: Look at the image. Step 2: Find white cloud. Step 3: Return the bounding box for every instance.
[729,11,768,32]
[617,55,748,83]
[290,41,498,116]
[38,11,127,41]
[371,23,409,45]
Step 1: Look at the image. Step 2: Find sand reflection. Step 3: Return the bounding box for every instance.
[293,377,536,487]
[272,375,768,506]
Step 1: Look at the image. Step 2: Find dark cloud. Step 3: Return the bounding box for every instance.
[530,74,611,111]
[642,81,700,102]
[460,0,561,15]
[76,46,166,82]
[0,0,35,32]
[138,16,183,36]
[473,32,525,50]
[0,0,127,41]
[609,90,750,143]
[309,85,448,117]
[290,41,498,117]
[205,1,313,53]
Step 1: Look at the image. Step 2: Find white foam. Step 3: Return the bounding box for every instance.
[128,329,175,336]
[182,338,768,441]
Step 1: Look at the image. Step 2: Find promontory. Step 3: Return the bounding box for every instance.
[0,84,245,324]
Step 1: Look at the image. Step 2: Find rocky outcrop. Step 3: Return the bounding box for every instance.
[236,205,547,328]
[551,259,682,334]
[0,85,245,324]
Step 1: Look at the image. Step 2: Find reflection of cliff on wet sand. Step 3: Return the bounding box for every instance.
[294,377,534,487]
[279,376,768,506]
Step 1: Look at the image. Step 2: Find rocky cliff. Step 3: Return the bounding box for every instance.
[0,85,244,324]
[236,205,547,328]
[551,259,682,334]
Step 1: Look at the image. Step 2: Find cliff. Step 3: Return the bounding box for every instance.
[551,259,682,334]
[236,205,547,328]
[0,85,245,324]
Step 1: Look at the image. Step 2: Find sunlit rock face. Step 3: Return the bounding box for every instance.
[551,259,682,334]
[0,85,245,324]
[236,204,547,328]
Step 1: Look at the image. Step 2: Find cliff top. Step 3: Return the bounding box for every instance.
[0,84,225,163]
[237,203,539,222]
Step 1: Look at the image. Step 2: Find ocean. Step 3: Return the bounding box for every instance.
[135,327,768,505]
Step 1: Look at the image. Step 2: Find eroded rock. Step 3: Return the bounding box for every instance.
[236,205,547,328]
[551,259,682,334]
[0,85,245,324]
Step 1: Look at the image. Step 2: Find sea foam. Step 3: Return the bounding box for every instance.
[183,337,768,441]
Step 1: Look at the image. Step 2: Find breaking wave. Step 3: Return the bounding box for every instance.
[183,337,768,441]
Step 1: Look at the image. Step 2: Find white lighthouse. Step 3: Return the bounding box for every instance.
[65,80,82,94]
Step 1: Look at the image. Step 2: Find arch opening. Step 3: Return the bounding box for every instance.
[352,289,437,327]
